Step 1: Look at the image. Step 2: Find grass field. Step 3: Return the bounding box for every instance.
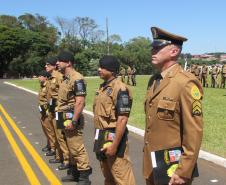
[7,76,226,157]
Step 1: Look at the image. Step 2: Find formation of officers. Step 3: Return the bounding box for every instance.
[38,26,204,185]
[119,65,137,86]
[188,63,226,88]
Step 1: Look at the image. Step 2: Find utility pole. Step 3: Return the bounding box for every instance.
[106,17,110,55]
[184,55,188,71]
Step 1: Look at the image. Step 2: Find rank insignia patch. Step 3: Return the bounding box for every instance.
[191,85,201,100]
[192,100,202,116]
[106,88,113,96]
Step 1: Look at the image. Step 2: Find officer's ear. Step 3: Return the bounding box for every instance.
[170,45,181,58]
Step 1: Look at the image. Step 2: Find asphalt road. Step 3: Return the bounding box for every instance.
[0,80,226,185]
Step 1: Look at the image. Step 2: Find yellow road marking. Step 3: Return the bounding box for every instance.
[0,104,62,185]
[0,116,41,185]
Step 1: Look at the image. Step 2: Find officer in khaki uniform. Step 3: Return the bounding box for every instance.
[194,65,201,81]
[119,67,126,83]
[220,64,226,88]
[56,51,92,184]
[127,66,132,85]
[38,71,55,152]
[93,55,136,185]
[45,57,70,170]
[201,64,209,87]
[143,27,203,185]
[189,64,196,75]
[131,65,137,86]
[211,64,219,88]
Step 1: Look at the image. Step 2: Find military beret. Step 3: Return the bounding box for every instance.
[151,27,187,47]
[38,70,50,78]
[57,51,75,63]
[99,55,120,73]
[46,56,58,66]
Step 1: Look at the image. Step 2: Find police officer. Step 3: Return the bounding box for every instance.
[189,64,196,75]
[220,64,226,88]
[119,66,126,83]
[131,65,137,86]
[93,55,136,185]
[45,57,70,170]
[143,27,203,185]
[38,71,55,153]
[211,64,218,88]
[194,65,201,81]
[127,66,132,85]
[201,64,209,87]
[56,51,92,184]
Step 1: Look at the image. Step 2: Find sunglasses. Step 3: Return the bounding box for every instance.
[151,39,172,48]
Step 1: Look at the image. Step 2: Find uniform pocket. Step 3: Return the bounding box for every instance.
[157,99,176,120]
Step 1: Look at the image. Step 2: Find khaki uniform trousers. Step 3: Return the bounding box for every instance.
[64,117,90,170]
[211,74,217,88]
[100,142,136,185]
[49,113,69,163]
[40,115,55,150]
[145,174,193,185]
[201,74,208,87]
[127,75,132,85]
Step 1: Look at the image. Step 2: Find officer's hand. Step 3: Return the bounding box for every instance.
[101,144,117,157]
[169,173,188,185]
[64,121,75,130]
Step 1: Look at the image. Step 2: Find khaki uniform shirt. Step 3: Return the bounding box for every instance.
[93,78,132,129]
[48,70,63,111]
[222,64,226,77]
[194,67,201,76]
[143,64,203,179]
[48,70,63,100]
[212,66,218,75]
[57,69,85,112]
[127,67,132,75]
[38,81,49,106]
[202,66,208,74]
[120,68,126,75]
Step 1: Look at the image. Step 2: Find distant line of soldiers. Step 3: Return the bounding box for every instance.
[119,65,137,86]
[188,63,226,88]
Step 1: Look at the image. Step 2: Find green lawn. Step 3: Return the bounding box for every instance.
[7,76,226,157]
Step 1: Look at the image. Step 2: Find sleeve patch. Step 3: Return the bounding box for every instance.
[116,90,132,114]
[73,79,86,96]
[191,85,201,100]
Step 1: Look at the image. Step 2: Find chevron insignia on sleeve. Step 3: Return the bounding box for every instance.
[192,100,202,116]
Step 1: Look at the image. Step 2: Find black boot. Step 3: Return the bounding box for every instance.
[42,145,50,152]
[77,168,92,185]
[61,167,79,182]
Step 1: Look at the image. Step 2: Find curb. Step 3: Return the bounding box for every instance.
[4,81,226,169]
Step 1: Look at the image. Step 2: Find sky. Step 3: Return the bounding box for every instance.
[1,0,226,54]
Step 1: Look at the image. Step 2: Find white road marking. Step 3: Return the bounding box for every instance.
[28,133,32,136]
[22,126,26,129]
[35,142,39,145]
[210,179,218,183]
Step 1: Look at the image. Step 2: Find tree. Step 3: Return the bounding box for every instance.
[0,15,20,28]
